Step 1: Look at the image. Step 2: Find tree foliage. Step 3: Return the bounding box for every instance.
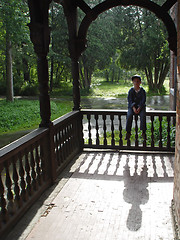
[0,1,171,96]
[49,2,71,91]
[0,0,36,98]
[114,6,170,91]
[79,10,117,89]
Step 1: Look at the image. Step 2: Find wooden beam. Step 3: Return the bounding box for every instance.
[162,0,177,12]
[53,0,62,3]
[78,0,177,54]
[75,0,91,14]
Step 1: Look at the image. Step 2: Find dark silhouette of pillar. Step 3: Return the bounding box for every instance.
[28,0,52,127]
[62,1,86,110]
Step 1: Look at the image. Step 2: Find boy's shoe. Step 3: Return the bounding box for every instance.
[125,132,131,140]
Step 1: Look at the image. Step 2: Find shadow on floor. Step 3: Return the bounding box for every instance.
[4,151,174,239]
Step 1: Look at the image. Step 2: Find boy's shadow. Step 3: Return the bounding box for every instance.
[123,157,149,231]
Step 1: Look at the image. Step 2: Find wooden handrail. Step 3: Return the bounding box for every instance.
[0,109,176,238]
[81,109,176,152]
[0,111,82,238]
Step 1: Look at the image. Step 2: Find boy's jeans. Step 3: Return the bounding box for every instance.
[126,107,146,133]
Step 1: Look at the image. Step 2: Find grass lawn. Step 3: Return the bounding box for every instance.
[0,77,169,135]
[90,78,169,98]
[0,99,73,134]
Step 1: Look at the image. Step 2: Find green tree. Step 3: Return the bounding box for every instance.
[49,2,71,91]
[80,11,117,89]
[0,0,33,100]
[114,6,170,92]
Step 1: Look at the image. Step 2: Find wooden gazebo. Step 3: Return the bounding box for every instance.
[27,0,177,125]
[0,0,178,238]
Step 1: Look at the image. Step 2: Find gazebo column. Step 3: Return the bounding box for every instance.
[70,43,81,111]
[69,39,86,111]
[36,45,51,127]
[62,1,86,110]
[28,0,52,127]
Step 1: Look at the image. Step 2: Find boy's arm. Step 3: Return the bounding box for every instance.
[128,89,136,108]
[139,89,146,108]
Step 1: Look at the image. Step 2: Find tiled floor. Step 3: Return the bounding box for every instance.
[5,151,175,240]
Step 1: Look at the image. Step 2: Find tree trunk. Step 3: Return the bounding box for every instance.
[158,61,170,89]
[111,66,115,83]
[80,58,91,89]
[50,57,54,92]
[84,67,90,89]
[154,57,160,88]
[117,68,121,82]
[50,3,54,92]
[105,69,109,82]
[87,70,92,87]
[22,58,30,82]
[79,64,85,88]
[145,59,169,91]
[145,67,153,90]
[55,64,60,83]
[6,33,14,102]
[111,58,115,83]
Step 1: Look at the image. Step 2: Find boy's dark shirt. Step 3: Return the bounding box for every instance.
[127,87,146,109]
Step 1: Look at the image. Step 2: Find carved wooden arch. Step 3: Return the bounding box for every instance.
[75,0,177,56]
[27,0,177,113]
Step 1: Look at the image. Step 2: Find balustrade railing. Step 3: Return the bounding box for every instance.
[0,111,82,238]
[0,128,51,237]
[0,109,176,237]
[53,111,83,176]
[81,109,176,152]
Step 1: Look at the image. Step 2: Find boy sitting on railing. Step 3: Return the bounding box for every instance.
[125,75,146,140]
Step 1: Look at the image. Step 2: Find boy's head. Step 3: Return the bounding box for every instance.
[132,75,141,89]
[132,75,141,82]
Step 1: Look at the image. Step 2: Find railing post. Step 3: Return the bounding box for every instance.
[49,123,57,183]
[103,114,107,146]
[43,123,57,184]
[95,114,100,146]
[87,113,92,146]
[135,115,139,147]
[118,115,123,147]
[159,116,163,148]
[78,111,84,151]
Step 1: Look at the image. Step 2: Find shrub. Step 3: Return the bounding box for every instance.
[20,82,39,96]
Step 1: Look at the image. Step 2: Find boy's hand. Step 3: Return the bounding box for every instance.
[133,107,141,114]
[137,107,141,113]
[133,106,138,114]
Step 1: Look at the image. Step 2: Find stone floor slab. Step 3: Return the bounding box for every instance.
[5,151,175,240]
